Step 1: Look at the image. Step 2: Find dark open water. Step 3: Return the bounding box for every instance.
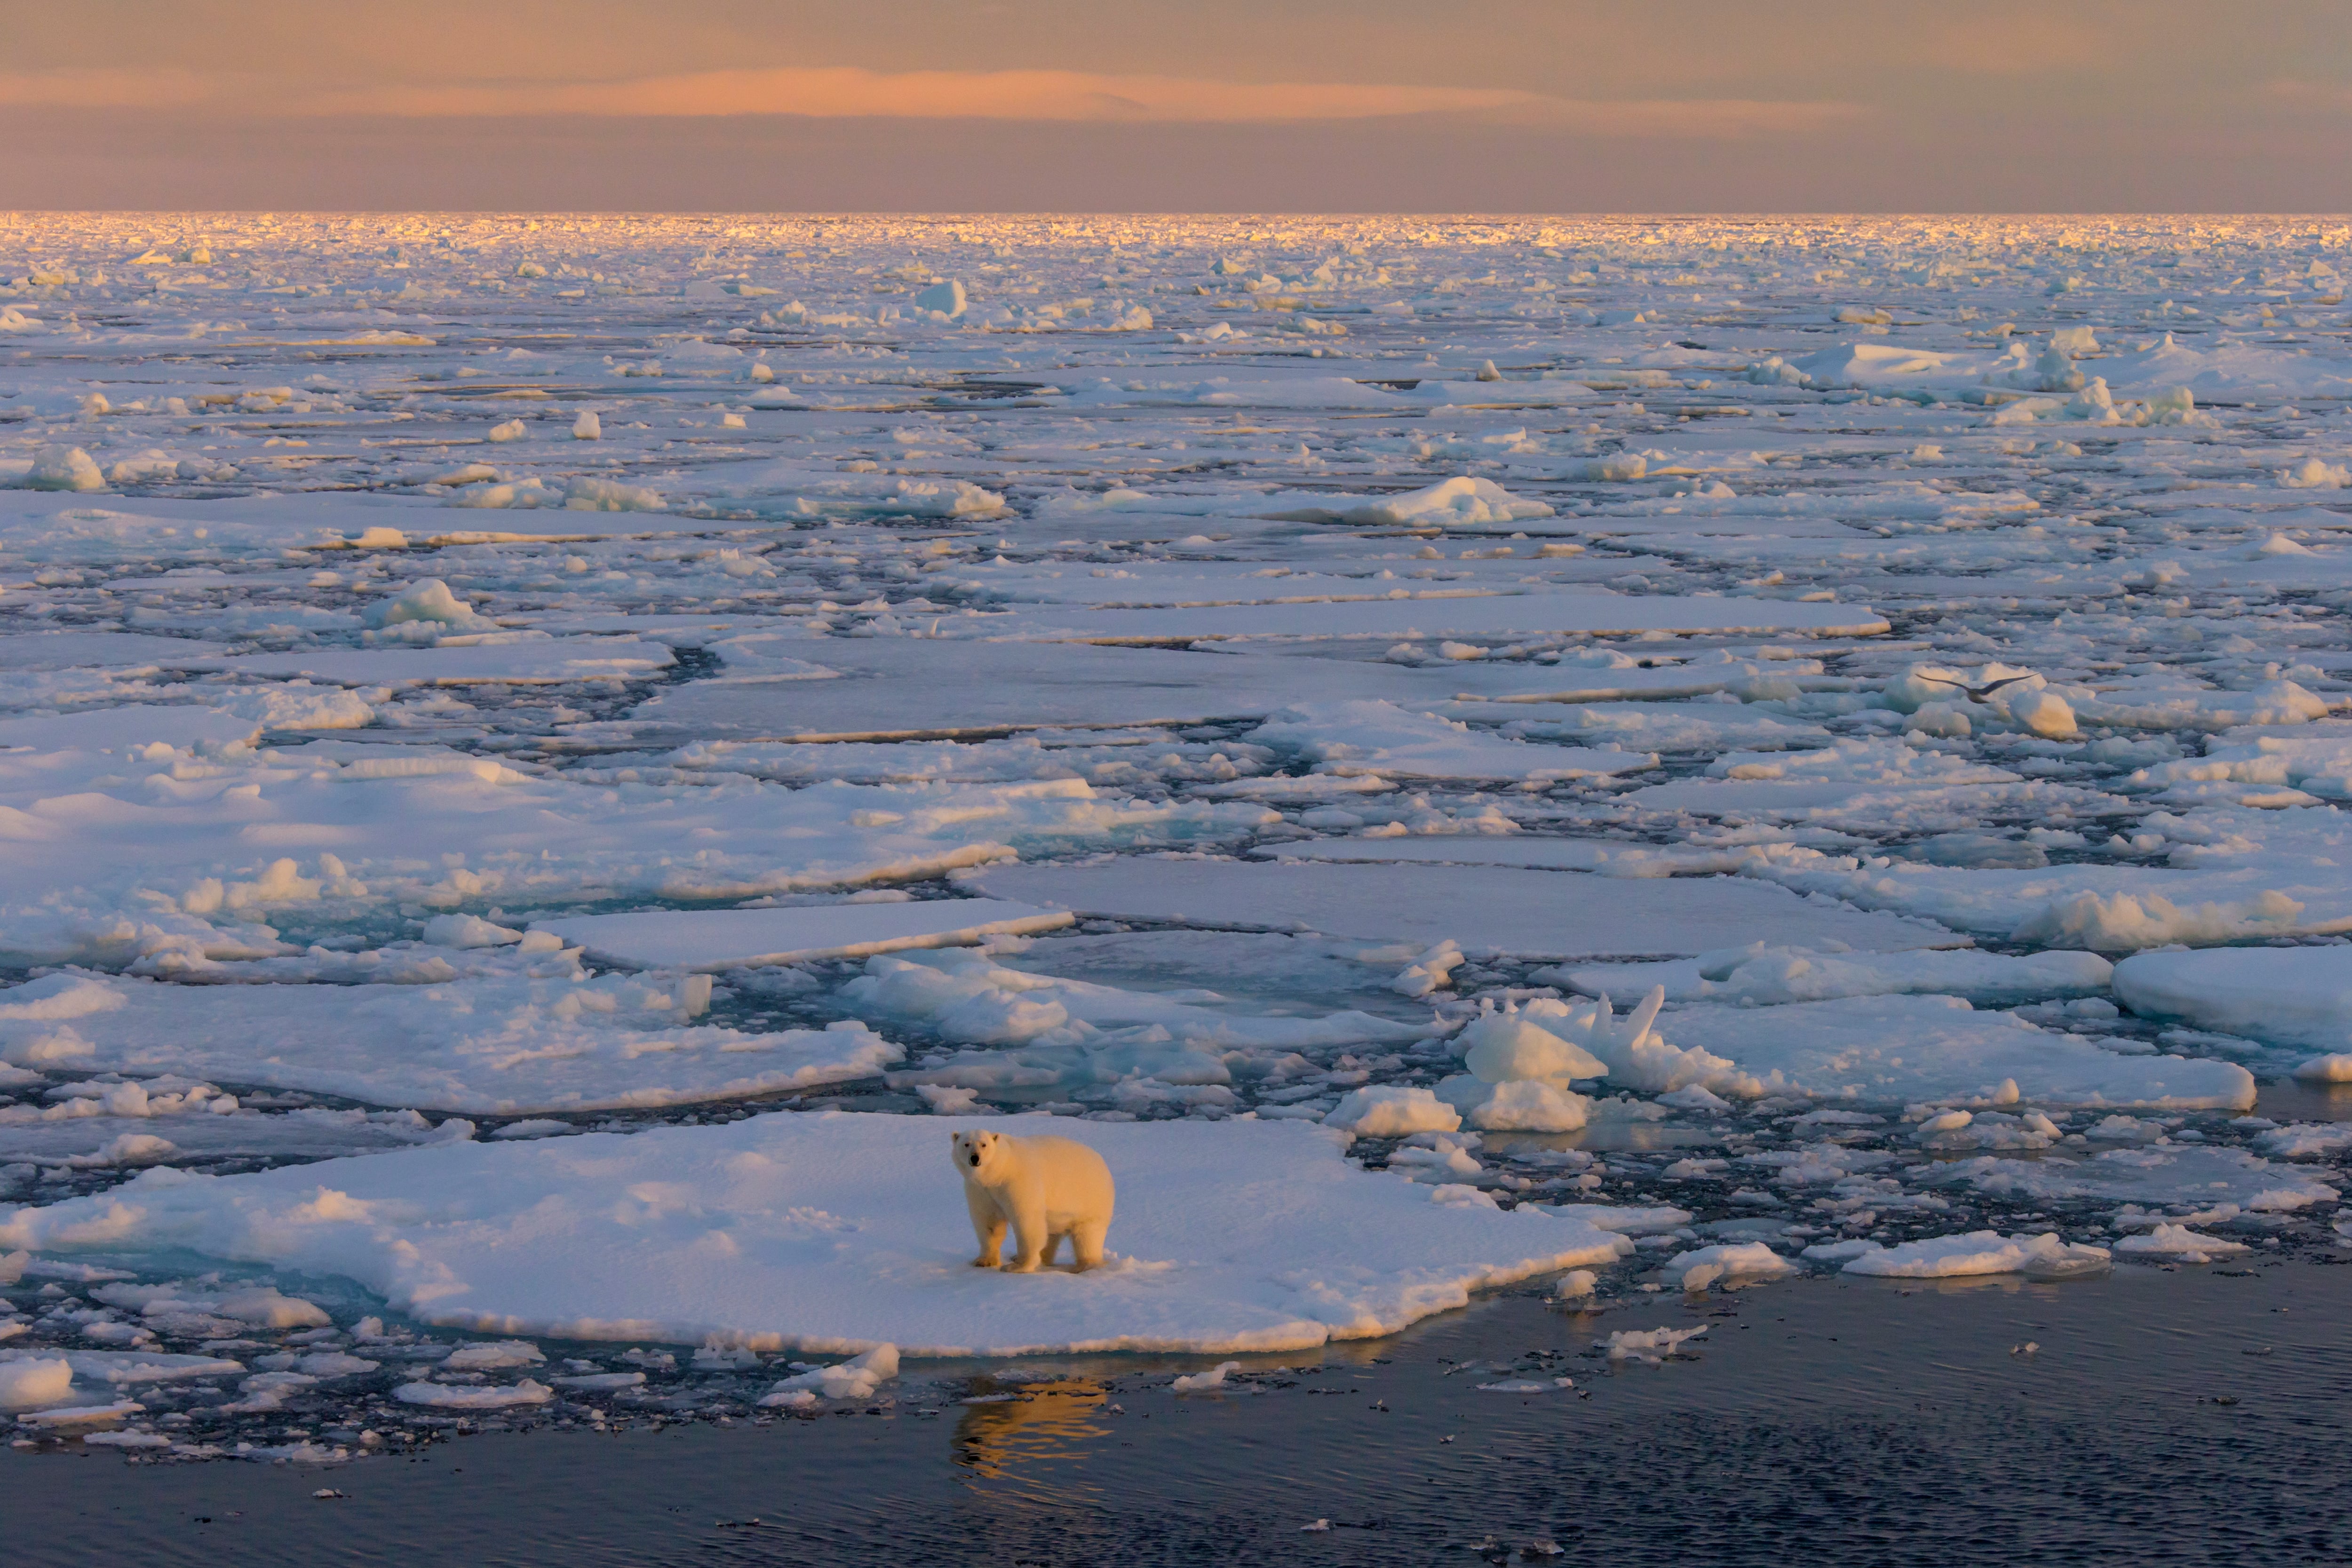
[11,1265,2351,1567]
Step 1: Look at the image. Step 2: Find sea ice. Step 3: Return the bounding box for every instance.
[531,900,1074,970]
[2112,1224,2252,1263]
[5,212,2352,1369]
[0,969,903,1114]
[846,946,1433,1057]
[1661,995,2255,1109]
[2112,946,2352,1052]
[1562,945,2113,1007]
[1656,1242,1799,1290]
[966,859,1961,958]
[1248,700,1654,783]
[0,1354,74,1409]
[1839,1232,2112,1279]
[0,1112,1632,1355]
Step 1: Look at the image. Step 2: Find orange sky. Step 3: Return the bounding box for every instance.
[5,0,2350,210]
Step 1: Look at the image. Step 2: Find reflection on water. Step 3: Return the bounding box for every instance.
[951,1378,1112,1503]
[2255,1075,2352,1124]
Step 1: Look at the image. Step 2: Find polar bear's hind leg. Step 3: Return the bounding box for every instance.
[1070,1219,1108,1272]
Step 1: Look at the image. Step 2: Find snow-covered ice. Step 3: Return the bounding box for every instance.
[1835,1232,2112,1279]
[1562,945,2114,1007]
[966,859,1960,958]
[2113,946,2352,1052]
[0,969,904,1114]
[1661,995,2256,1108]
[531,900,1073,971]
[0,1111,1631,1354]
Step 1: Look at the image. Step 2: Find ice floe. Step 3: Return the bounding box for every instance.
[0,1112,1632,1355]
[0,969,902,1114]
[967,859,1961,958]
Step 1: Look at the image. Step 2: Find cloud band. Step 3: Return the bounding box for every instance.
[0,64,1861,136]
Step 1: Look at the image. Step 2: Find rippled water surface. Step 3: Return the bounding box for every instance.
[14,1266,2351,1568]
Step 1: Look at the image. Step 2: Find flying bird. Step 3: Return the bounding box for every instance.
[1913,673,2037,703]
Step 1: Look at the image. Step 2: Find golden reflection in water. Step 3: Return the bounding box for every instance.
[951,1378,1112,1503]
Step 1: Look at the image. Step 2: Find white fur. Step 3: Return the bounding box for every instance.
[951,1128,1116,1273]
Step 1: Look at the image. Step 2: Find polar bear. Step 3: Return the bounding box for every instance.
[951,1128,1115,1273]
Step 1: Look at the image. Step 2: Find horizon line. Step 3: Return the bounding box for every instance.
[4,209,2350,221]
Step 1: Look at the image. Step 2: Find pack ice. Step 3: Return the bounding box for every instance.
[1,213,2348,1372]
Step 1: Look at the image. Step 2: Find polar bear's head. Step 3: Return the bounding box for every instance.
[952,1128,1008,1178]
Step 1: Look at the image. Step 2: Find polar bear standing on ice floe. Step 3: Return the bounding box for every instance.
[952,1128,1115,1273]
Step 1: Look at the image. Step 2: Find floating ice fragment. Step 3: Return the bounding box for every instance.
[1389,1137,1482,1182]
[760,1344,898,1403]
[552,1371,644,1390]
[490,1120,576,1140]
[1171,1360,1241,1393]
[539,901,1073,971]
[421,913,524,949]
[362,578,483,633]
[1435,1077,1589,1132]
[2280,458,2352,490]
[1338,477,1553,527]
[1601,1325,1707,1363]
[1457,1005,1608,1087]
[1323,1085,1460,1137]
[1549,1270,1597,1301]
[211,1289,332,1329]
[1392,940,1464,998]
[0,1355,73,1409]
[2113,1224,2251,1263]
[22,445,104,492]
[393,1378,555,1409]
[223,1370,317,1412]
[2014,889,2305,953]
[1658,1242,1797,1291]
[1842,1231,2110,1279]
[912,280,967,319]
[443,1339,543,1369]
[19,1400,143,1426]
[1577,946,2115,1011]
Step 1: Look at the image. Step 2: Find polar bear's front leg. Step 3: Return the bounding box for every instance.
[966,1185,1007,1268]
[1005,1198,1049,1273]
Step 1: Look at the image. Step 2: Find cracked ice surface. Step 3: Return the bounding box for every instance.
[3,215,2352,1430]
